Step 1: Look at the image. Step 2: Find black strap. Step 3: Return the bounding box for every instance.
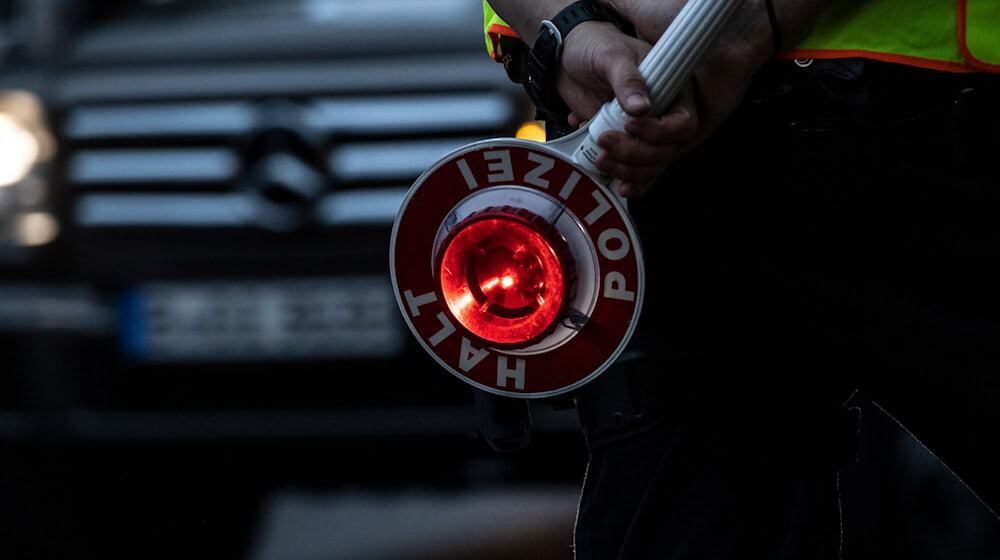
[526,1,608,118]
[524,0,636,137]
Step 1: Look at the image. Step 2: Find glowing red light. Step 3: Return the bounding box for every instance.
[438,215,568,346]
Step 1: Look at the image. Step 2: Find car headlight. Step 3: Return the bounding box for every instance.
[0,90,58,248]
[0,112,41,188]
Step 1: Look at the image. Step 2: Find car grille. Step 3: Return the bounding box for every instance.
[66,91,521,231]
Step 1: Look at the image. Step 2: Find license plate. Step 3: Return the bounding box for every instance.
[120,278,405,363]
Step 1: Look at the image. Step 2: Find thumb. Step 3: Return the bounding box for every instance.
[602,45,651,116]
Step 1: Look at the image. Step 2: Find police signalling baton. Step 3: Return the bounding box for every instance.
[390,0,741,398]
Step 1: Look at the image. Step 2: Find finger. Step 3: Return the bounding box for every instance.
[624,85,698,144]
[625,111,698,144]
[619,180,655,198]
[560,96,604,124]
[558,77,610,122]
[598,131,679,166]
[596,153,664,183]
[567,111,593,130]
[598,42,652,116]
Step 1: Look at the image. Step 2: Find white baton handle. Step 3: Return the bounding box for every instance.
[571,0,741,176]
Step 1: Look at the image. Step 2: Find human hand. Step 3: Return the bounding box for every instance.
[556,21,695,196]
[563,0,775,197]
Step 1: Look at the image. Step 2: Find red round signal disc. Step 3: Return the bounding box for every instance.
[438,213,569,346]
[391,140,644,399]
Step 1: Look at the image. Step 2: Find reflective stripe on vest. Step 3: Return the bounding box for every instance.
[786,0,1000,73]
[484,2,519,61]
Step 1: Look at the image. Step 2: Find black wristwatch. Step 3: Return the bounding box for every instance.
[520,0,636,133]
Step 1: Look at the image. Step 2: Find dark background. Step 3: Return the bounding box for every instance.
[0,1,997,558]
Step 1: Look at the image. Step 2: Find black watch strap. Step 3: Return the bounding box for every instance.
[525,0,635,133]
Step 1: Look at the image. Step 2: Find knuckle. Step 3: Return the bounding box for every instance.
[619,164,644,181]
[623,76,647,90]
[654,126,675,143]
[682,113,698,132]
[632,121,659,143]
[604,50,637,76]
[620,141,651,164]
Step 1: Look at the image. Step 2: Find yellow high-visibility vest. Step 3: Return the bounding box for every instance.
[787,0,1000,72]
[484,1,518,61]
[484,0,1000,72]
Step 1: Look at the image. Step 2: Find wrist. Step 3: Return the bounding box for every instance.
[719,0,775,71]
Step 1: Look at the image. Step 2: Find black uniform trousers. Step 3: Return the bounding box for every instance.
[573,59,1000,559]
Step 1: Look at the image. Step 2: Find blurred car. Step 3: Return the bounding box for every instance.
[0,1,582,558]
